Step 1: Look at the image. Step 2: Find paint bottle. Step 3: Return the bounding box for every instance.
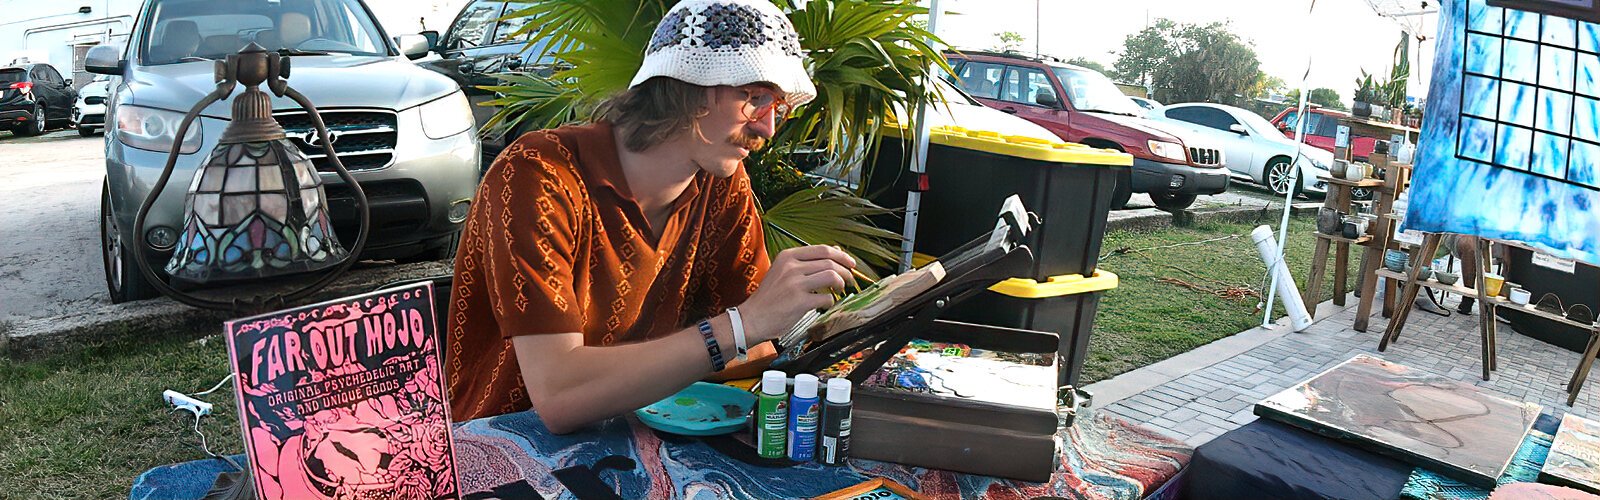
[756,370,788,459]
[820,377,853,466]
[788,374,821,462]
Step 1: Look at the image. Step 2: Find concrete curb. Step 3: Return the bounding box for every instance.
[1107,201,1323,233]
[1,261,453,359]
[1081,293,1358,409]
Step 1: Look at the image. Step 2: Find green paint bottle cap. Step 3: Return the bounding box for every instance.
[762,370,787,396]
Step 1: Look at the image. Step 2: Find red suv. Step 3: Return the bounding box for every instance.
[945,51,1228,210]
[1269,106,1378,161]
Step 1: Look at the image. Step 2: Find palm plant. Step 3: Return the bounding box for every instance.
[479,0,949,277]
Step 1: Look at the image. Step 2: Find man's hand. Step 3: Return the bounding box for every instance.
[738,245,858,343]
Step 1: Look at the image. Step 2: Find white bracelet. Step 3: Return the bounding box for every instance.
[727,307,749,361]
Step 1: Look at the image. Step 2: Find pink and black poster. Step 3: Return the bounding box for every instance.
[225,283,459,499]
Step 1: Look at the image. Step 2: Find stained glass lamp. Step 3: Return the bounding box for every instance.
[131,43,369,310]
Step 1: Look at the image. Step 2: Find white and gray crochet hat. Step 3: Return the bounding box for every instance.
[631,0,816,106]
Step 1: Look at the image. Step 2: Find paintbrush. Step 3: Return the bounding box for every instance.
[767,223,877,289]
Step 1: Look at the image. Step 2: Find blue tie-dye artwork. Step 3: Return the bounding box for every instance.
[1408,0,1600,266]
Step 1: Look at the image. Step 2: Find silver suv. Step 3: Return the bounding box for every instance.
[89,0,480,302]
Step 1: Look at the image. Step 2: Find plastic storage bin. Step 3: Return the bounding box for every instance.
[864,126,1130,387]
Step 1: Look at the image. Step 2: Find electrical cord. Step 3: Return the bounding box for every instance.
[192,373,235,397]
[172,374,243,472]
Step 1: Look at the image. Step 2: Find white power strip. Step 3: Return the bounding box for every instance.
[162,390,213,417]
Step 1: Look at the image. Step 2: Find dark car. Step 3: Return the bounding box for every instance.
[944,50,1228,210]
[416,0,555,162]
[0,63,78,136]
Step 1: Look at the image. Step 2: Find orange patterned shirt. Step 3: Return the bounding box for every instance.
[447,122,770,422]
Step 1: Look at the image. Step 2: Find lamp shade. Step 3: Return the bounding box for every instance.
[165,139,346,283]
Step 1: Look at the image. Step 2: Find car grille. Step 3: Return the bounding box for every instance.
[274,109,397,173]
[1189,147,1223,167]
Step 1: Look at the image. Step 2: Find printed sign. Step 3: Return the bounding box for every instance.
[1533,252,1579,273]
[225,283,458,500]
[1336,125,1352,149]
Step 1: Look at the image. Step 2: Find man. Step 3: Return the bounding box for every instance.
[447,0,857,433]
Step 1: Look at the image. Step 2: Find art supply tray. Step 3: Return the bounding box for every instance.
[768,197,1064,482]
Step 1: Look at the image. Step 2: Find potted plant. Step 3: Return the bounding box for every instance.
[1352,71,1378,118]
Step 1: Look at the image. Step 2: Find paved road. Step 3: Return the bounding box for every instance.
[0,130,108,322]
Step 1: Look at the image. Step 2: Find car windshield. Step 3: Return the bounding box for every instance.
[1235,108,1281,135]
[141,0,389,65]
[1052,67,1143,116]
[0,69,23,84]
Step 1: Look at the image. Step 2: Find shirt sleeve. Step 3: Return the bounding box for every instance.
[474,134,588,339]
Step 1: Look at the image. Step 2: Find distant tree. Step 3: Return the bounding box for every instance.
[1310,88,1346,110]
[1151,22,1261,105]
[993,31,1026,52]
[1112,19,1178,87]
[1246,72,1286,100]
[1066,57,1109,75]
[1284,87,1348,110]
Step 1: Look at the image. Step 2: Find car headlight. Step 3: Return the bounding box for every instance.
[1299,154,1330,173]
[419,91,474,139]
[1147,140,1187,162]
[116,105,202,154]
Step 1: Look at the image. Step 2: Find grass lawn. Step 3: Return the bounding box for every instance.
[1083,215,1361,384]
[0,214,1356,495]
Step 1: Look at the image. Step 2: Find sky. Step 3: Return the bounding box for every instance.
[374,0,1439,107]
[925,0,1439,105]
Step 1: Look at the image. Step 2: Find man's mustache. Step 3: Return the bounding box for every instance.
[730,131,766,152]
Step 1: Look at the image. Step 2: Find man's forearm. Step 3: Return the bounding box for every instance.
[513,314,739,434]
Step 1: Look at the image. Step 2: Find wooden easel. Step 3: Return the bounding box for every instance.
[1376,234,1499,381]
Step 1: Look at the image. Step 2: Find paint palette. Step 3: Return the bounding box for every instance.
[635,382,757,436]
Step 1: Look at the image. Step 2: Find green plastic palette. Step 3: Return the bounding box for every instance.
[635,382,757,436]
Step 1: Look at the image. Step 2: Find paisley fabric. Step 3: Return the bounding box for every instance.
[130,408,1191,500]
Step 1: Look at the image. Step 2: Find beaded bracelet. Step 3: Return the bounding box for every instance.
[698,319,726,372]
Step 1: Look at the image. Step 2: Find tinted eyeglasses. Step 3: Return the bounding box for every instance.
[737,87,792,123]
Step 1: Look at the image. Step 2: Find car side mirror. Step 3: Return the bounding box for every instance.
[85,45,124,75]
[64,78,73,87]
[396,34,430,60]
[420,30,441,51]
[1035,92,1060,108]
[1229,123,1248,135]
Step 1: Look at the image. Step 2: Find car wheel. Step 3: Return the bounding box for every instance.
[1265,157,1302,198]
[18,104,46,136]
[102,181,159,303]
[1110,169,1133,210]
[1351,187,1374,201]
[78,124,97,137]
[1152,193,1197,211]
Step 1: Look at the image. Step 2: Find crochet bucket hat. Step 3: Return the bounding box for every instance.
[631,0,817,107]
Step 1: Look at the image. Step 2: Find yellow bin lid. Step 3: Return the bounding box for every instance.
[882,122,1132,167]
[989,270,1120,299]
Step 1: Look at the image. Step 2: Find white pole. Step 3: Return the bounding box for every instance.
[900,0,943,272]
[1261,0,1319,329]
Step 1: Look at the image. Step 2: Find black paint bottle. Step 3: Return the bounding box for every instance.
[820,377,853,465]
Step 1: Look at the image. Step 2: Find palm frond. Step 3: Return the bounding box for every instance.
[762,186,903,279]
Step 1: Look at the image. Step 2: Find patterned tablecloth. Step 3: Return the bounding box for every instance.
[131,408,1191,499]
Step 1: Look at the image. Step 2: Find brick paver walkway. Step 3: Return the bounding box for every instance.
[1094,299,1600,447]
